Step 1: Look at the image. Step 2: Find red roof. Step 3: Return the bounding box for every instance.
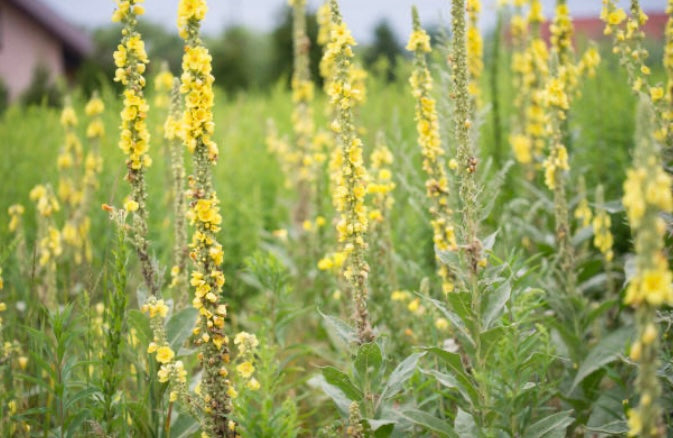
[6,0,93,56]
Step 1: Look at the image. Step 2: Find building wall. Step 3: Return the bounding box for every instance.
[0,0,64,101]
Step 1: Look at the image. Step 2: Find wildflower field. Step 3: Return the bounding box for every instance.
[2,0,673,436]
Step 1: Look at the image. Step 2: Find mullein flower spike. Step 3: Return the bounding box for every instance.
[112,0,158,296]
[407,7,457,294]
[622,99,672,438]
[178,0,237,435]
[324,0,374,343]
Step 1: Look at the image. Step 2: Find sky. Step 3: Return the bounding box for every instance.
[41,0,665,43]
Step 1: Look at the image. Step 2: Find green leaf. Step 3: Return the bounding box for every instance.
[425,348,479,404]
[397,408,457,437]
[319,309,357,345]
[523,410,574,438]
[127,309,151,346]
[322,367,362,401]
[422,295,473,346]
[311,375,352,414]
[454,408,477,438]
[354,342,383,383]
[585,420,628,434]
[482,280,511,329]
[368,419,395,436]
[166,307,199,354]
[571,325,634,391]
[170,413,200,438]
[381,352,424,399]
[372,422,395,438]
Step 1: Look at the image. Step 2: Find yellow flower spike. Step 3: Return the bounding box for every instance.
[408,7,458,293]
[622,99,670,438]
[178,1,237,433]
[111,0,158,295]
[323,0,374,344]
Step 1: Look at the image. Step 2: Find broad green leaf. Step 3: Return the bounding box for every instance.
[455,408,477,438]
[381,352,424,399]
[319,310,357,345]
[425,348,479,404]
[373,423,394,438]
[585,420,628,434]
[422,368,477,405]
[422,295,473,346]
[127,309,151,345]
[311,375,352,414]
[166,307,199,354]
[523,410,574,438]
[322,367,362,401]
[482,231,498,251]
[170,413,200,438]
[397,408,457,437]
[354,342,383,383]
[482,280,511,329]
[571,325,634,391]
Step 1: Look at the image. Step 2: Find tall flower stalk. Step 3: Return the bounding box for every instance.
[325,0,373,344]
[178,0,235,435]
[29,185,61,307]
[622,99,672,438]
[451,0,481,276]
[407,8,457,295]
[112,0,158,296]
[289,0,316,225]
[166,79,188,299]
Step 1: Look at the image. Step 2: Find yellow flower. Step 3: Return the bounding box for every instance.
[650,87,664,102]
[246,377,260,391]
[406,29,431,52]
[236,361,255,379]
[156,346,175,364]
[124,198,139,212]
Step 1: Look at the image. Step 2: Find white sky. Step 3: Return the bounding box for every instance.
[41,0,665,43]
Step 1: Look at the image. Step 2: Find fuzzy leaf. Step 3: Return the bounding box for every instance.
[354,342,383,383]
[311,375,352,414]
[319,310,357,345]
[455,409,477,438]
[166,307,199,354]
[482,280,511,329]
[381,352,424,399]
[322,367,362,401]
[523,410,574,438]
[571,325,634,391]
[397,408,457,437]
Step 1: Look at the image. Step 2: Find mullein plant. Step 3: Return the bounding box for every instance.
[518,0,549,172]
[622,98,673,438]
[366,132,397,304]
[63,93,105,266]
[289,0,316,226]
[592,184,615,295]
[29,184,62,307]
[177,0,236,434]
[57,99,83,212]
[407,9,458,295]
[154,64,177,203]
[324,0,374,344]
[466,0,483,108]
[8,205,28,277]
[166,79,189,301]
[58,100,89,265]
[602,0,672,147]
[112,0,159,296]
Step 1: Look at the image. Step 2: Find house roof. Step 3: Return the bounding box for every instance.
[6,0,93,57]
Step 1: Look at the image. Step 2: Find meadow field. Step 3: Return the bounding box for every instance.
[1,0,672,436]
